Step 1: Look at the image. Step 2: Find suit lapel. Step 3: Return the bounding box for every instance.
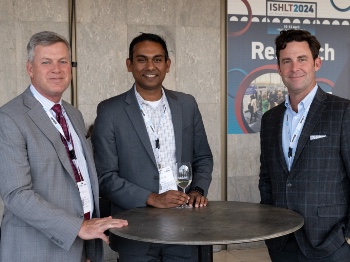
[23,89,77,182]
[291,87,326,170]
[274,104,289,174]
[165,89,182,163]
[124,88,158,167]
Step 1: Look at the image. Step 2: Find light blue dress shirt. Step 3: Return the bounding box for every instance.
[282,85,318,170]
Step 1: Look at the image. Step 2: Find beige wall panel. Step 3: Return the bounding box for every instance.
[15,0,68,22]
[227,133,260,202]
[176,27,220,104]
[176,0,220,27]
[76,22,128,125]
[0,0,15,22]
[76,0,128,126]
[0,23,17,106]
[126,0,176,26]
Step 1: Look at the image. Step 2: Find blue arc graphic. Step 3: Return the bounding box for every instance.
[330,0,350,12]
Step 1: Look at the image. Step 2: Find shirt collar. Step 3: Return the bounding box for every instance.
[30,84,62,111]
[134,84,165,107]
[284,84,318,112]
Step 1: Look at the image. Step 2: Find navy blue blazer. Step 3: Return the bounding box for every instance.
[259,87,350,258]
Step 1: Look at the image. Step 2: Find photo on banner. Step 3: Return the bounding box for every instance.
[227,0,350,134]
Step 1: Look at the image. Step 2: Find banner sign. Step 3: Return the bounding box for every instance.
[227,0,350,134]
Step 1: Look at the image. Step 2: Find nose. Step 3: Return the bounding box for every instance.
[51,62,61,73]
[290,61,299,72]
[145,59,155,70]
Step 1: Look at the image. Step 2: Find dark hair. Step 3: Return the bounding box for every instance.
[128,33,169,62]
[275,29,320,65]
[27,31,71,62]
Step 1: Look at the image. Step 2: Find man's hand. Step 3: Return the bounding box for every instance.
[146,190,189,208]
[78,216,128,244]
[188,191,208,207]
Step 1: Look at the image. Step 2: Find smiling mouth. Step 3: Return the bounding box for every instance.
[144,74,157,78]
[289,75,304,80]
[50,78,64,82]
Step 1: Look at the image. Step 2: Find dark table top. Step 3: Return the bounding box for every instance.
[110,201,304,245]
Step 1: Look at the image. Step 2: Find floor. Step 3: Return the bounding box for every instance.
[213,247,271,262]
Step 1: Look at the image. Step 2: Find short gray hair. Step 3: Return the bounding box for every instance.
[27,31,71,62]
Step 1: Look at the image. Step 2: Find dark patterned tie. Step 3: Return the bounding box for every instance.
[52,104,90,220]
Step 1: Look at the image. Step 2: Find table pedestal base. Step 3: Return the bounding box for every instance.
[198,245,213,262]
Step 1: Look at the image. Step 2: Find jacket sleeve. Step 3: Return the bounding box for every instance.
[188,96,213,196]
[258,114,273,205]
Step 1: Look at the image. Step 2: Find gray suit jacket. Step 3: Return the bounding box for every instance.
[0,88,103,262]
[92,87,213,255]
[259,87,350,258]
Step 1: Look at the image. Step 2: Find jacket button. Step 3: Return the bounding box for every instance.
[287,183,292,187]
[154,176,159,180]
[78,212,84,218]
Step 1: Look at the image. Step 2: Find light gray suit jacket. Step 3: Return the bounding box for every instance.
[92,87,213,255]
[0,88,103,262]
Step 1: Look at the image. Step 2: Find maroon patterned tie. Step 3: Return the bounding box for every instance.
[52,104,90,220]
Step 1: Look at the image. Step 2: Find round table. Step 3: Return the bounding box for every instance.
[110,201,304,261]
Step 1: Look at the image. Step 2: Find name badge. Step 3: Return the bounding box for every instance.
[158,166,177,194]
[77,181,92,216]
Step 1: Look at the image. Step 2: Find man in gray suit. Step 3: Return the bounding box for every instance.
[259,29,350,261]
[92,33,213,261]
[0,31,128,262]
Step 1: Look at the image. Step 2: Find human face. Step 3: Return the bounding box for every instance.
[126,41,171,95]
[278,41,321,100]
[26,42,71,103]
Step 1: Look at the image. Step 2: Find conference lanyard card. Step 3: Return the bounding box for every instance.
[77,181,92,215]
[159,166,177,194]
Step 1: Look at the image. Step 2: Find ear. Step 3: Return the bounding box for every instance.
[314,57,322,72]
[166,58,171,73]
[26,61,34,78]
[126,58,132,72]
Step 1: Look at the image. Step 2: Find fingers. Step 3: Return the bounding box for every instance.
[97,217,128,232]
[100,233,110,244]
[166,191,189,207]
[188,192,208,207]
[78,217,128,241]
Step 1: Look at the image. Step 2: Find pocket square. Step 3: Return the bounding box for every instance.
[310,135,327,140]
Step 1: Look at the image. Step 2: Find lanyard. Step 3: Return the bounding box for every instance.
[286,105,310,170]
[138,101,167,169]
[45,108,76,157]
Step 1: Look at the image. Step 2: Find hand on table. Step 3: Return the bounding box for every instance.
[78,216,128,244]
[188,191,208,207]
[146,190,189,208]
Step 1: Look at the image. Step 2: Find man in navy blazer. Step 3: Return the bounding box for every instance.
[92,33,213,261]
[259,29,350,261]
